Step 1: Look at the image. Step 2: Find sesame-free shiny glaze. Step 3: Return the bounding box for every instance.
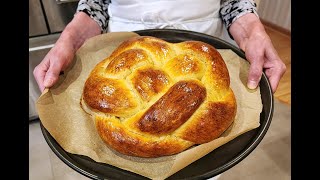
[81,36,237,157]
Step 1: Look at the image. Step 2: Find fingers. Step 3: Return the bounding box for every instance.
[265,47,287,93]
[244,36,287,93]
[32,31,78,92]
[247,59,263,90]
[33,63,47,92]
[43,59,64,88]
[246,55,286,93]
[33,52,65,92]
[265,70,279,93]
[245,47,264,90]
[265,62,286,93]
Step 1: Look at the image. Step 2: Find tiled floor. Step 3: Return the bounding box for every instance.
[219,100,291,180]
[29,121,89,180]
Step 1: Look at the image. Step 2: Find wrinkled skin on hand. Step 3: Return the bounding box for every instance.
[33,40,76,92]
[33,12,101,92]
[229,13,286,93]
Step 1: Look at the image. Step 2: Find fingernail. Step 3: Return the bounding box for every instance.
[247,80,258,89]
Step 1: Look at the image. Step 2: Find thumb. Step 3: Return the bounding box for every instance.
[247,60,263,90]
[43,62,63,88]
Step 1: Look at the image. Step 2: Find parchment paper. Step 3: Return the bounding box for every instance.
[36,32,262,180]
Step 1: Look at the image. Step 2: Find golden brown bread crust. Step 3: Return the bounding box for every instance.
[81,36,237,157]
[137,80,206,135]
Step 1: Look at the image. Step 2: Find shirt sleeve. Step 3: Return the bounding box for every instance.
[76,0,111,32]
[220,0,259,34]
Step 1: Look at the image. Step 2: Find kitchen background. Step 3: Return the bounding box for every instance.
[29,0,291,179]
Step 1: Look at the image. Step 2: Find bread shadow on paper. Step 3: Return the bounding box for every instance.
[105,143,176,163]
[220,121,235,137]
[50,55,82,95]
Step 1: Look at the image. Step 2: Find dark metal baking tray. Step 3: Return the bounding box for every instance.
[40,29,274,180]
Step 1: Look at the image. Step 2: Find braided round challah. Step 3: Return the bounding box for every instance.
[81,36,237,157]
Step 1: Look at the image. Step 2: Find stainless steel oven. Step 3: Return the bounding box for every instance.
[29,0,79,120]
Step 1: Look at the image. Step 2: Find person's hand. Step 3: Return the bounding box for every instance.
[229,13,286,93]
[33,39,76,92]
[33,12,101,92]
